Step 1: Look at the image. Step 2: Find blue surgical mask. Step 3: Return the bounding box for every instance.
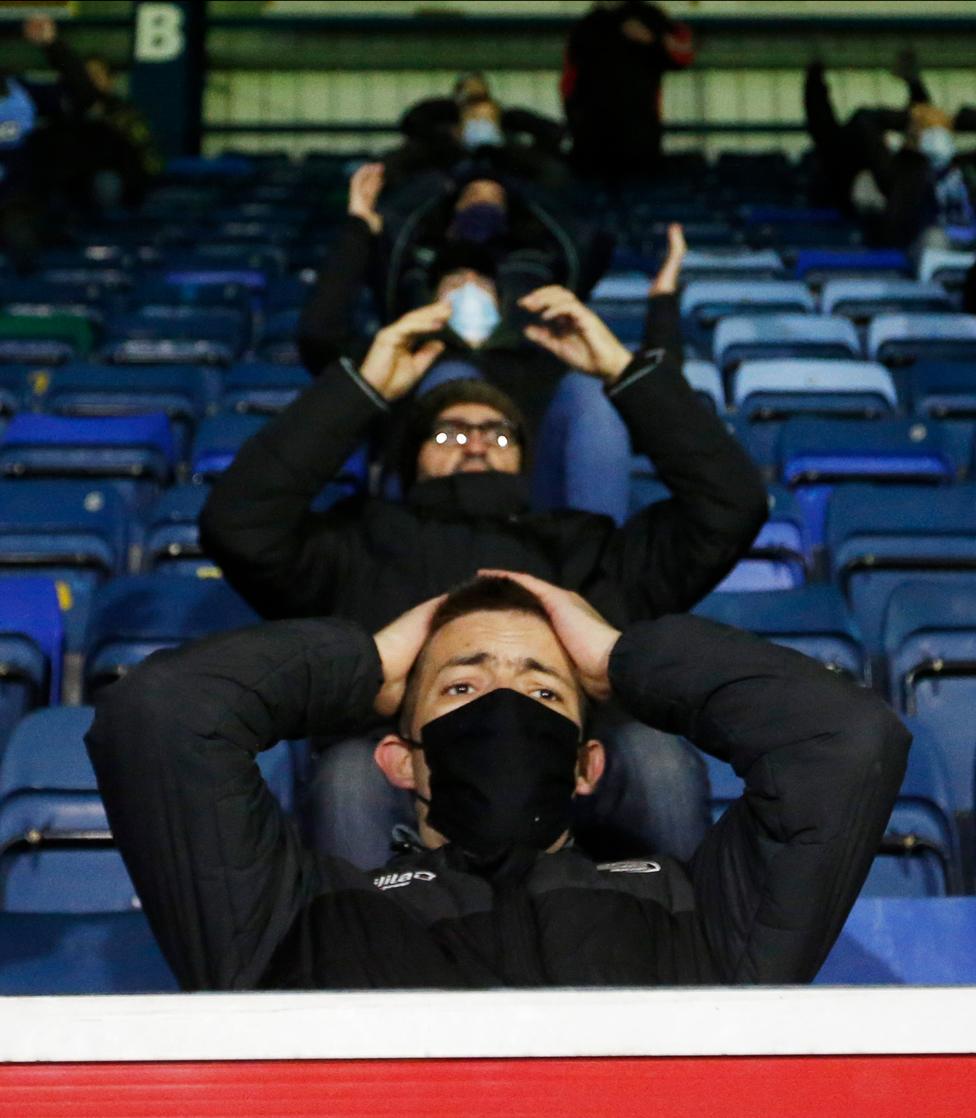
[919,126,956,171]
[447,281,501,346]
[461,117,503,150]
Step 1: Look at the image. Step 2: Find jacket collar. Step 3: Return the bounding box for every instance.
[406,470,530,518]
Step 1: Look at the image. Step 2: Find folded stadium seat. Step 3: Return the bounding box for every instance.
[141,484,213,576]
[189,412,267,482]
[884,581,976,819]
[221,363,311,415]
[162,154,255,182]
[867,312,976,366]
[0,704,301,913]
[0,367,27,429]
[816,896,976,984]
[909,361,976,419]
[0,413,176,515]
[254,308,301,364]
[827,482,976,657]
[82,575,258,695]
[794,248,912,289]
[587,273,650,347]
[702,719,958,897]
[102,306,246,366]
[0,312,94,366]
[0,578,63,755]
[681,281,815,353]
[709,484,808,592]
[821,279,952,324]
[777,416,965,556]
[681,360,725,413]
[0,480,129,650]
[694,584,867,680]
[730,358,898,470]
[713,314,861,374]
[0,910,177,993]
[163,242,287,277]
[0,278,109,330]
[41,364,217,465]
[680,249,786,283]
[265,275,314,315]
[918,247,975,301]
[130,269,266,316]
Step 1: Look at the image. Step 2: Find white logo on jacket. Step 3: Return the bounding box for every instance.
[373,870,437,891]
[597,860,661,874]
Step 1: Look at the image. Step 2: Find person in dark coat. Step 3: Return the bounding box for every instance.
[562,0,694,180]
[200,277,767,870]
[86,571,909,991]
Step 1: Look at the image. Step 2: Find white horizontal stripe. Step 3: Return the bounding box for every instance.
[2,986,976,1064]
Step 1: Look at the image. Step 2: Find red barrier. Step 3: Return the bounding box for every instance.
[2,1055,976,1118]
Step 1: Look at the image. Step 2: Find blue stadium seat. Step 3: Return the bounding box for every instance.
[681,281,814,352]
[130,269,266,315]
[141,484,213,576]
[0,413,176,513]
[82,574,259,693]
[682,360,725,412]
[0,911,178,993]
[680,249,786,283]
[733,358,897,420]
[189,412,267,481]
[703,721,958,899]
[821,279,951,322]
[713,314,860,373]
[161,243,287,277]
[884,581,976,816]
[827,483,976,656]
[588,272,649,302]
[42,364,216,463]
[778,416,964,552]
[102,306,247,365]
[867,313,976,365]
[222,363,311,415]
[0,480,129,650]
[0,578,63,755]
[794,247,911,288]
[816,897,976,984]
[255,308,301,364]
[907,361,976,419]
[694,585,866,680]
[0,707,136,913]
[0,311,93,365]
[713,485,808,592]
[0,367,28,424]
[918,248,975,296]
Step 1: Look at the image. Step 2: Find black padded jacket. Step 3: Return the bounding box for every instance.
[85,613,909,991]
[200,296,767,632]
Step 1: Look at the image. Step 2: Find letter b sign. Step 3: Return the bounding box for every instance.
[135,2,185,63]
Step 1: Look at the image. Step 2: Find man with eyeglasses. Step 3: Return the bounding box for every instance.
[201,261,767,871]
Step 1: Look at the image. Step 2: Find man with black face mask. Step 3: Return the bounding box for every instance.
[87,572,908,990]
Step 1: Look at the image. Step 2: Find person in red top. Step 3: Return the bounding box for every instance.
[562,0,694,180]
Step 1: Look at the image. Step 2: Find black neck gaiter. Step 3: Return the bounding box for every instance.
[416,688,581,864]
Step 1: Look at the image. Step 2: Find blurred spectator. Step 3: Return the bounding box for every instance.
[805,56,975,250]
[298,162,613,435]
[22,14,161,209]
[398,71,565,164]
[201,260,767,869]
[562,0,694,180]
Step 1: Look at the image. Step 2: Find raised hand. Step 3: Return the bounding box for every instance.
[23,15,57,46]
[358,302,450,401]
[519,286,632,384]
[347,162,385,235]
[477,569,621,702]
[650,222,687,296]
[373,594,447,718]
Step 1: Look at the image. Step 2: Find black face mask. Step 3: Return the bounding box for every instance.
[415,688,581,862]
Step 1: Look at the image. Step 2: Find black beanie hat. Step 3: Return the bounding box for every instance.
[394,379,529,491]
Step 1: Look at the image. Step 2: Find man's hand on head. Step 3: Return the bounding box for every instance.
[348,162,385,235]
[519,286,633,385]
[358,302,450,401]
[373,594,447,719]
[477,569,621,702]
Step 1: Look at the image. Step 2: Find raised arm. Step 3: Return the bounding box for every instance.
[85,617,384,990]
[297,163,387,374]
[24,16,101,113]
[201,304,449,619]
[609,614,910,983]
